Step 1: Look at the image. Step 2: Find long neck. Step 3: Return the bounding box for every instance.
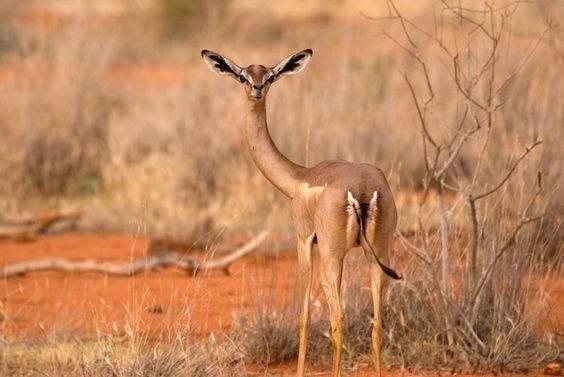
[244,99,304,198]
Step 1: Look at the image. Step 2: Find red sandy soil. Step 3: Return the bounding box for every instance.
[0,234,561,377]
[0,234,301,339]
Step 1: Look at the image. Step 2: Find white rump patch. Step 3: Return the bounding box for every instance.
[369,191,379,217]
[346,191,361,217]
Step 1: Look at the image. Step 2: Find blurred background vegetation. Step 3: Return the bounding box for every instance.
[0,0,561,240]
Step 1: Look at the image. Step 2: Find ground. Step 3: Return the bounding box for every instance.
[0,234,561,376]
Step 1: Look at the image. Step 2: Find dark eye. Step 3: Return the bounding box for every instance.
[239,75,247,83]
[267,75,275,83]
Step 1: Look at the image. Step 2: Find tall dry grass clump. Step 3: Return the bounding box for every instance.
[1,338,243,377]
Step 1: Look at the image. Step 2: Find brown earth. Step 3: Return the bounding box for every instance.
[0,234,302,339]
[0,234,561,377]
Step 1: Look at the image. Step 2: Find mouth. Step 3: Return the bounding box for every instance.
[252,94,263,100]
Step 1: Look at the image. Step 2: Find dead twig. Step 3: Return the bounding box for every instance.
[0,231,268,278]
[0,211,81,242]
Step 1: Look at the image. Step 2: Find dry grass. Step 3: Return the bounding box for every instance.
[233,232,560,372]
[0,338,243,377]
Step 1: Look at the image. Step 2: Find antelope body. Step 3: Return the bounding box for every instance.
[202,48,400,377]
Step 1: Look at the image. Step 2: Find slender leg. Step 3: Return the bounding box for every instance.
[297,234,314,377]
[368,260,384,377]
[362,234,390,377]
[319,253,345,377]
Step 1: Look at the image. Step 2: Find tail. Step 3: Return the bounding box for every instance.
[347,191,402,280]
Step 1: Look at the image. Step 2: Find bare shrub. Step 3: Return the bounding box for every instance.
[0,24,117,197]
[372,0,562,370]
[20,31,116,196]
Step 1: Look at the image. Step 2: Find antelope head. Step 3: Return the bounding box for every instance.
[201,49,313,101]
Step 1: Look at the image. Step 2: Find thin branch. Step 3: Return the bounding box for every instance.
[435,117,479,179]
[447,105,470,149]
[468,116,491,192]
[494,21,551,98]
[452,54,489,111]
[395,230,431,265]
[468,208,544,310]
[1,231,269,278]
[387,0,418,48]
[473,140,542,201]
[383,32,435,104]
[450,1,526,14]
[440,0,496,41]
[368,3,453,58]
[467,196,480,281]
[403,74,438,148]
[359,12,398,21]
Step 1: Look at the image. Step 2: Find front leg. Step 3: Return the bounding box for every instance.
[297,233,315,377]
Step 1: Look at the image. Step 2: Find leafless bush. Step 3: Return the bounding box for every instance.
[0,24,117,197]
[373,0,561,370]
[22,32,116,195]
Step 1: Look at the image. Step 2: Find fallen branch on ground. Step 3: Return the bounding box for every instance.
[0,231,268,278]
[0,212,81,242]
[148,232,294,255]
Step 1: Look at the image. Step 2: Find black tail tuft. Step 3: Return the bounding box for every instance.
[376,259,402,280]
[347,190,402,280]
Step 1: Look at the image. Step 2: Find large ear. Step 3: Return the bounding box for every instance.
[201,50,242,80]
[272,49,313,78]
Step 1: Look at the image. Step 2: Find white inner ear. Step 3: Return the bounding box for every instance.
[265,71,276,83]
[202,51,242,78]
[241,70,252,84]
[273,51,312,77]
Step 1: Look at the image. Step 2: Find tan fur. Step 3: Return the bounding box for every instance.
[203,49,397,377]
[241,65,274,100]
[247,100,397,377]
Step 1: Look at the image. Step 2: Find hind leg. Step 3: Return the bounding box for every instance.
[367,258,384,377]
[314,188,354,377]
[318,248,345,377]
